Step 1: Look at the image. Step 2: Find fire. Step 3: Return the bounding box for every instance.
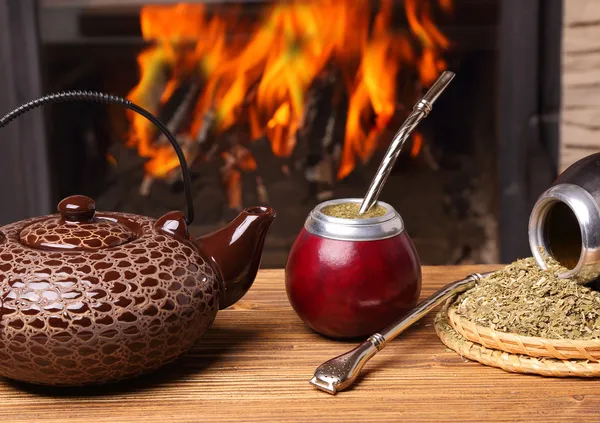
[266,102,295,156]
[222,145,257,210]
[126,1,452,205]
[405,0,450,85]
[411,132,424,158]
[338,0,402,179]
[438,0,454,14]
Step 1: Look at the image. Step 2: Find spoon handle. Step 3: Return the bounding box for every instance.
[309,271,492,395]
[358,71,455,215]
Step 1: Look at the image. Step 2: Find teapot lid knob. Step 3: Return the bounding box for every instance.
[58,195,96,222]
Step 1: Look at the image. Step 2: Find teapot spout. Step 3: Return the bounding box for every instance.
[194,207,276,309]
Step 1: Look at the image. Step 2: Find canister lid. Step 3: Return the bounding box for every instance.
[304,198,404,241]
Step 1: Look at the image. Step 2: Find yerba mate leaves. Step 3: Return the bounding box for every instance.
[455,257,600,340]
[321,202,387,219]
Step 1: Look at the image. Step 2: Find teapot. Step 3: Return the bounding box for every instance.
[0,91,276,386]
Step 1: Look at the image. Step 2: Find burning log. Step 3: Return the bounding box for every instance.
[304,110,336,201]
[192,107,217,157]
[224,170,242,211]
[296,67,347,200]
[156,77,202,145]
[139,174,154,197]
[165,77,256,191]
[181,100,220,178]
[247,136,287,184]
[138,77,204,195]
[220,145,259,210]
[127,48,171,145]
[256,176,269,204]
[122,0,454,225]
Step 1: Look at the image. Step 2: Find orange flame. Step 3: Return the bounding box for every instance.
[438,0,454,14]
[106,153,117,168]
[411,132,423,158]
[222,146,257,208]
[127,0,452,187]
[338,0,402,179]
[405,0,450,86]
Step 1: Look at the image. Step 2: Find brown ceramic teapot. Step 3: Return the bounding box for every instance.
[0,91,276,386]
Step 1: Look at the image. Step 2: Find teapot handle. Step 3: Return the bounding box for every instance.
[0,91,195,225]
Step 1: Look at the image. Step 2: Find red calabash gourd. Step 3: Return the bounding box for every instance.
[285,199,421,338]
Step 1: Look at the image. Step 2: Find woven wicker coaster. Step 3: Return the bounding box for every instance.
[447,304,600,362]
[435,301,600,378]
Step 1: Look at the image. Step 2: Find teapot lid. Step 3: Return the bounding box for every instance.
[19,195,135,250]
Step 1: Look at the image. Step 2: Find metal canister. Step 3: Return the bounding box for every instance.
[529,153,600,281]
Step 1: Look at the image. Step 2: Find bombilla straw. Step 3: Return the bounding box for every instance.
[309,271,492,395]
[358,71,456,215]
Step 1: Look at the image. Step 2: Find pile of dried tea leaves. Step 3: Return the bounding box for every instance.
[454,257,600,340]
[321,202,387,219]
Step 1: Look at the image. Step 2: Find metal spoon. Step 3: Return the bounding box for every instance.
[309,272,492,395]
[358,71,455,215]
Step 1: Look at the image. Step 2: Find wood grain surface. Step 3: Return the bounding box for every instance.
[561,0,600,170]
[1,265,599,422]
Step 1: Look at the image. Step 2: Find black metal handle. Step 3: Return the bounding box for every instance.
[0,91,195,225]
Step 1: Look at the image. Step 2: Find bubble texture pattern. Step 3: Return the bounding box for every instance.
[20,216,134,250]
[0,212,220,386]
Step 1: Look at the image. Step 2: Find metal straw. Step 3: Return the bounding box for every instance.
[309,272,492,395]
[358,71,456,215]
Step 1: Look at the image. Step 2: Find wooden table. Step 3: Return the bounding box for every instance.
[1,265,599,422]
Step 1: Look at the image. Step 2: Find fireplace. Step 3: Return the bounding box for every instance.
[0,0,562,267]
